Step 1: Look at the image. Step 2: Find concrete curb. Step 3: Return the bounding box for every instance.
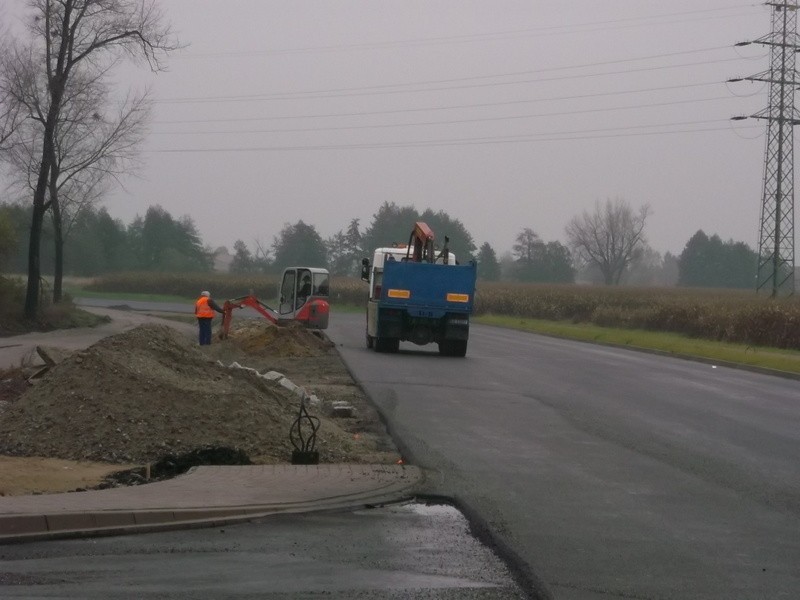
[0,464,424,544]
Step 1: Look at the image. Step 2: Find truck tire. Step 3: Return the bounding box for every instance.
[439,339,468,357]
[375,337,400,353]
[366,333,374,349]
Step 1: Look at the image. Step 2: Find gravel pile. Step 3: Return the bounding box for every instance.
[0,323,365,464]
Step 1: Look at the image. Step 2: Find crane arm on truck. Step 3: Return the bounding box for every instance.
[407,221,435,263]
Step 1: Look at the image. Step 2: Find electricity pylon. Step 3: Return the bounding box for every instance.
[733,1,798,296]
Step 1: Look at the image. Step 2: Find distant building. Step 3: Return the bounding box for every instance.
[212,247,233,272]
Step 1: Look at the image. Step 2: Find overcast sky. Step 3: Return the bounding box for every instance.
[2,1,781,257]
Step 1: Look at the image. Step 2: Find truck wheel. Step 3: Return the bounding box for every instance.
[439,340,467,357]
[366,333,374,349]
[375,337,400,353]
[450,340,467,357]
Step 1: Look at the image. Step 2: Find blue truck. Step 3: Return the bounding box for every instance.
[360,223,477,357]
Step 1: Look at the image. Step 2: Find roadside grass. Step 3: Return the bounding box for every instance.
[65,287,191,304]
[474,314,800,375]
[0,276,109,335]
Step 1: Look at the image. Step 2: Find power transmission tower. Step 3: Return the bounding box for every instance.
[733,1,798,296]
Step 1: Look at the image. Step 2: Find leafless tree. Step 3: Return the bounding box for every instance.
[5,60,152,300]
[565,198,652,285]
[0,87,24,154]
[0,36,25,154]
[3,0,179,319]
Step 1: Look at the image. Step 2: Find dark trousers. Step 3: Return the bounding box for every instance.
[197,318,213,345]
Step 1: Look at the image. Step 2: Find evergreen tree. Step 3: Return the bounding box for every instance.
[361,202,420,253]
[678,230,758,288]
[417,208,476,262]
[0,207,17,269]
[66,207,130,275]
[272,220,327,271]
[512,228,574,283]
[230,240,256,274]
[326,218,363,276]
[128,206,212,272]
[476,242,500,281]
[361,203,476,263]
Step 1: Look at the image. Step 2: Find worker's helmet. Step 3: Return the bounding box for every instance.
[201,291,210,297]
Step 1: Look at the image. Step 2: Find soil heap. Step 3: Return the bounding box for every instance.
[0,321,393,467]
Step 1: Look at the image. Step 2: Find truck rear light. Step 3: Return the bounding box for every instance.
[446,293,470,303]
[374,285,381,298]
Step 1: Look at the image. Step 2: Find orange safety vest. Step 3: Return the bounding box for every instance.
[195,296,214,318]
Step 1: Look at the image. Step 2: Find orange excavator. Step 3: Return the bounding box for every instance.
[220,267,330,338]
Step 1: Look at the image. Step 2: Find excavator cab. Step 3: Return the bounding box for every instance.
[278,267,330,328]
[221,267,329,339]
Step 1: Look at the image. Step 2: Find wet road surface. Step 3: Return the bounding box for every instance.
[0,502,528,598]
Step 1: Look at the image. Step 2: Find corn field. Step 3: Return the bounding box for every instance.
[472,282,800,350]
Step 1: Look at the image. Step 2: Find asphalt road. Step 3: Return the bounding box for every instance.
[326,313,800,600]
[0,503,527,599]
[9,300,797,598]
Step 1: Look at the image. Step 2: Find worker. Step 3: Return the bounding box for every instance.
[195,290,223,346]
[297,274,312,308]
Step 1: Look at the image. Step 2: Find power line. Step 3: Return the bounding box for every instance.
[175,5,760,59]
[156,57,746,105]
[151,96,734,137]
[153,81,724,125]
[148,118,758,153]
[165,46,734,101]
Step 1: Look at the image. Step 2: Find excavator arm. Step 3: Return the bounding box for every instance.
[220,294,280,339]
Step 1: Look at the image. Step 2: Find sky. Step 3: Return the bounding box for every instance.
[1,1,784,257]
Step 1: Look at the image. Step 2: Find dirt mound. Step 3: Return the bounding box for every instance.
[0,324,361,465]
[225,320,334,357]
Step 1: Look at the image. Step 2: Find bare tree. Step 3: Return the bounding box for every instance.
[565,198,652,285]
[0,36,25,153]
[5,63,152,301]
[4,0,178,319]
[0,85,24,153]
[50,85,151,301]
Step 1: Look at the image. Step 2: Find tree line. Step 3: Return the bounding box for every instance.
[0,197,760,291]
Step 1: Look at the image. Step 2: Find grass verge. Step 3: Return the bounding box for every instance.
[66,287,191,304]
[474,314,800,376]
